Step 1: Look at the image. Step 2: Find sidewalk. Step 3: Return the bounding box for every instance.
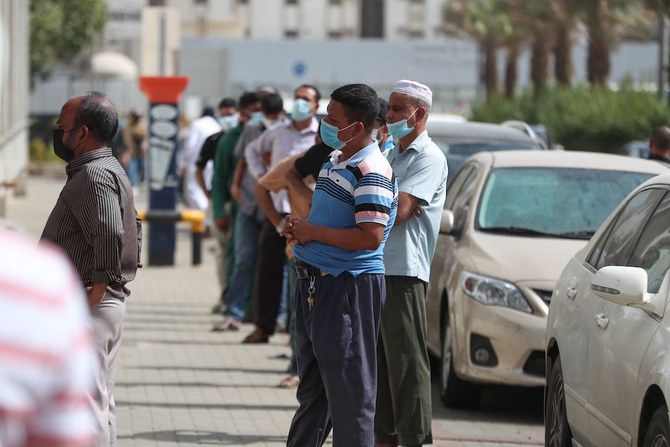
[5,171,543,447]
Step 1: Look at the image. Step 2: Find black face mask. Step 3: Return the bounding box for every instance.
[649,152,670,164]
[53,128,75,162]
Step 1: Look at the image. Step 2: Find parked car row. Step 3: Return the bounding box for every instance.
[423,119,670,445]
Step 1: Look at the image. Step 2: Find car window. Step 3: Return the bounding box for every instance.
[445,164,474,210]
[629,191,670,293]
[451,166,480,232]
[477,168,653,239]
[591,188,664,270]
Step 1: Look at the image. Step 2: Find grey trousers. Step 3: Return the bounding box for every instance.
[90,294,126,447]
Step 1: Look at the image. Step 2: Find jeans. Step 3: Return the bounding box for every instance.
[128,157,145,187]
[224,211,263,321]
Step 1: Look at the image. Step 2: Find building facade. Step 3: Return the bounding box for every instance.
[0,0,29,217]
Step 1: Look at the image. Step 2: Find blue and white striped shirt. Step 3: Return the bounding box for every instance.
[293,142,398,277]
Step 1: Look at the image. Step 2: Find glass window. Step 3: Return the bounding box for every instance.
[629,191,670,293]
[445,164,476,210]
[476,168,654,240]
[593,188,664,270]
[451,166,479,232]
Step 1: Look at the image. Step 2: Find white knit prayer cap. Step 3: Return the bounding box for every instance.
[391,80,432,107]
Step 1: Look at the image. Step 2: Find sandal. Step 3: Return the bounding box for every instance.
[278,375,300,388]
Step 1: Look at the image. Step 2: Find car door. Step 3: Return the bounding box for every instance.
[557,187,664,446]
[426,163,479,352]
[588,190,670,446]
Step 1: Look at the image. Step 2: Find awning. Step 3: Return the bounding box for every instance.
[91,50,138,79]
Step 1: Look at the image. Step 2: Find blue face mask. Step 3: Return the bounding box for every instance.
[387,108,418,139]
[219,114,238,130]
[291,98,313,122]
[320,120,356,150]
[250,112,264,122]
[371,127,379,141]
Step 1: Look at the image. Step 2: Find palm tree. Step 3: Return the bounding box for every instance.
[580,0,636,87]
[443,0,513,101]
[519,0,554,96]
[550,0,581,86]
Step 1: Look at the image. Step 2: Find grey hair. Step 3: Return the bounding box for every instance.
[73,91,119,145]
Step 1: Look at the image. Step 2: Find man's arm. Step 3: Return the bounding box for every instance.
[286,166,314,204]
[284,217,384,251]
[69,170,123,307]
[195,166,210,198]
[231,158,246,203]
[211,137,230,231]
[254,183,284,229]
[395,192,421,225]
[244,132,270,179]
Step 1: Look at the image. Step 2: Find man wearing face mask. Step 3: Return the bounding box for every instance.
[242,84,320,344]
[283,83,397,447]
[374,80,448,447]
[209,91,287,324]
[42,92,142,447]
[207,92,261,326]
[195,97,238,199]
[373,97,394,157]
[648,126,670,164]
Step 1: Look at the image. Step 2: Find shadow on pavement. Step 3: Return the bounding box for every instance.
[118,430,287,444]
[116,401,295,411]
[431,373,544,425]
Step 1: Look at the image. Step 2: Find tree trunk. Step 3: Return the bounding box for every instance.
[505,43,519,99]
[554,24,573,86]
[484,39,498,101]
[531,35,550,97]
[587,0,611,86]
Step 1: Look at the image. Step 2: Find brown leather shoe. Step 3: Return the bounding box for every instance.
[242,328,269,344]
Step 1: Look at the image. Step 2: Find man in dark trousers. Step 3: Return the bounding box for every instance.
[283,83,398,447]
[41,91,141,447]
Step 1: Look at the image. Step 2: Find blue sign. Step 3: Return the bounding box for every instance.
[293,61,307,77]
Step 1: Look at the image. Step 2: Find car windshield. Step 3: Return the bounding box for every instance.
[477,167,654,239]
[432,139,540,178]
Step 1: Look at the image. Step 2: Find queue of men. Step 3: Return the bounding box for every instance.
[0,80,445,447]
[176,80,447,447]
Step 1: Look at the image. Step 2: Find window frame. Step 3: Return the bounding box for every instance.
[586,186,666,270]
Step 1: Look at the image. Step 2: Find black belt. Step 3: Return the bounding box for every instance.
[294,262,329,280]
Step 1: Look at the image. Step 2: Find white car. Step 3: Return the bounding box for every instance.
[546,172,670,447]
[427,151,669,409]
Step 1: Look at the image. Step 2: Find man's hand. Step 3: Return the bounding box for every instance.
[87,282,107,308]
[215,215,230,233]
[231,183,242,203]
[283,215,314,245]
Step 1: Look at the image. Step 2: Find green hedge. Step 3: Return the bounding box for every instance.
[471,86,670,152]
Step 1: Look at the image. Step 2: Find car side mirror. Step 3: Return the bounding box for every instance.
[591,266,649,307]
[440,209,454,234]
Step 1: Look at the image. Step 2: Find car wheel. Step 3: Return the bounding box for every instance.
[643,405,670,447]
[440,312,482,408]
[545,355,572,447]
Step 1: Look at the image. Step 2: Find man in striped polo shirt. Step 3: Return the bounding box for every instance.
[41,92,141,447]
[283,84,398,447]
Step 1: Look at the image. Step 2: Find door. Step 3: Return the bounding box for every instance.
[588,190,670,445]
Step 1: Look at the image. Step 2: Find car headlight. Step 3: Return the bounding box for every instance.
[460,271,533,314]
